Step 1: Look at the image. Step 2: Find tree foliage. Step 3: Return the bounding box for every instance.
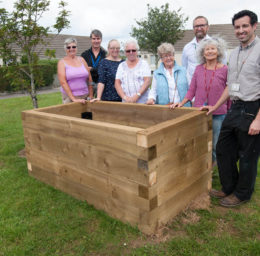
[131,3,188,62]
[0,0,70,108]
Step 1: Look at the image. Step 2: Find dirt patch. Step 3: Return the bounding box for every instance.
[215,218,239,237]
[128,193,210,246]
[18,148,26,158]
[129,227,187,249]
[187,193,211,211]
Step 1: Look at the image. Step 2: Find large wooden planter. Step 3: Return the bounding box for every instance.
[22,102,212,234]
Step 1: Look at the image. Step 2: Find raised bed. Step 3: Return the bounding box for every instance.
[22,101,212,234]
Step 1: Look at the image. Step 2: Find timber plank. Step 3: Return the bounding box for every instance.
[157,171,211,225]
[148,131,211,177]
[24,128,149,185]
[35,102,89,118]
[88,102,193,128]
[156,154,211,206]
[22,111,143,157]
[26,148,150,210]
[137,111,211,156]
[30,165,142,225]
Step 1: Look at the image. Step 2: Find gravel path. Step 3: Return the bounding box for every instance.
[0,87,60,99]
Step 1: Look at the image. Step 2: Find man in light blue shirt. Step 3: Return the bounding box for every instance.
[182,16,210,84]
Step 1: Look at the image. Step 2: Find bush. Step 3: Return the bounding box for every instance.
[0,59,58,92]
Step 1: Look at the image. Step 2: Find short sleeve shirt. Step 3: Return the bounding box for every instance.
[116,59,151,103]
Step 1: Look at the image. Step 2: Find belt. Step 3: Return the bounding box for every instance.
[232,99,244,104]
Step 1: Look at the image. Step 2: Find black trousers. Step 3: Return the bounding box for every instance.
[216,99,260,201]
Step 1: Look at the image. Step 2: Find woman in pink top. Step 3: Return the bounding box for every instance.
[171,37,230,166]
[58,38,93,104]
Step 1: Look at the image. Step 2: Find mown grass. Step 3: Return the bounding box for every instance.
[0,93,259,256]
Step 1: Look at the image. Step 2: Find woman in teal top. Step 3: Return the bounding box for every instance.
[146,43,191,107]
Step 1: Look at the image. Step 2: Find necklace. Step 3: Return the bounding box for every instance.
[203,63,217,105]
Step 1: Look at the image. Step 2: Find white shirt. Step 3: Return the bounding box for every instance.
[148,68,180,103]
[116,59,151,103]
[182,35,211,85]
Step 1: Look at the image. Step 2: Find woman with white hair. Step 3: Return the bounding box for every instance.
[171,36,230,166]
[58,38,93,104]
[146,42,191,106]
[115,39,151,103]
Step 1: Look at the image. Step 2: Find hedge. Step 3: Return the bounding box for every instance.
[0,59,58,92]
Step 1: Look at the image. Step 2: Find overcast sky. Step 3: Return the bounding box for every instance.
[1,0,260,48]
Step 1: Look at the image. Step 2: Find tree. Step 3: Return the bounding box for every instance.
[0,0,70,108]
[131,3,188,65]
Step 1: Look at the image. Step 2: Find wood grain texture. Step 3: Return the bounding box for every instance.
[22,102,212,234]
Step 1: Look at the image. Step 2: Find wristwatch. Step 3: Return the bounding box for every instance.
[137,92,141,97]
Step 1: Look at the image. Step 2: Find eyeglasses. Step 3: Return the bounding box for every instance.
[125,49,137,53]
[162,54,174,59]
[66,46,77,49]
[193,24,207,29]
[110,47,120,50]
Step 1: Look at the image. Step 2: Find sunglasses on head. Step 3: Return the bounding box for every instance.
[66,46,77,49]
[125,49,137,53]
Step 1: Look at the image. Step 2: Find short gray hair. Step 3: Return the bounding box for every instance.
[64,38,77,50]
[197,36,227,64]
[124,39,139,51]
[157,43,175,58]
[90,29,102,39]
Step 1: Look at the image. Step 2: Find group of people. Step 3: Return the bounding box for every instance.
[57,9,260,208]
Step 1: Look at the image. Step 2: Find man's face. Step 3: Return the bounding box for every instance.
[91,34,102,49]
[234,15,256,47]
[193,18,209,40]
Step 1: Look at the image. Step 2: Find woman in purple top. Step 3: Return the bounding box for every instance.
[171,37,230,166]
[58,38,93,104]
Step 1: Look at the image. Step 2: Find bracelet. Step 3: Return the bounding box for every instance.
[137,92,141,97]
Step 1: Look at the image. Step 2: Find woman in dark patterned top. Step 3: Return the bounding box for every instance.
[91,39,123,102]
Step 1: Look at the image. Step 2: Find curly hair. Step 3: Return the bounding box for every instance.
[157,43,175,58]
[196,36,227,64]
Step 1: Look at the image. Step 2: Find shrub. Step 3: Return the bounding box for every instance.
[0,59,58,92]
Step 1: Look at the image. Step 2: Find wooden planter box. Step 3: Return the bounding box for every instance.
[22,102,212,234]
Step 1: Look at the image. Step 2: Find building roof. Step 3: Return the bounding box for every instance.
[12,33,91,59]
[174,23,260,51]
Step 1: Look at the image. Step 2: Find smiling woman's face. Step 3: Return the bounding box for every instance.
[66,43,77,56]
[161,53,174,68]
[125,43,138,61]
[203,44,218,62]
[108,41,120,58]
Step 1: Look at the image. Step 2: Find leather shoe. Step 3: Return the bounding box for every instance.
[209,189,227,199]
[219,194,249,207]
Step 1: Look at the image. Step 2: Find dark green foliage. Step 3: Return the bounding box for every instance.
[0,0,70,108]
[0,59,58,92]
[131,3,188,57]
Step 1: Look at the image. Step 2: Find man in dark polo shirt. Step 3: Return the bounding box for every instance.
[81,29,106,96]
[202,10,260,207]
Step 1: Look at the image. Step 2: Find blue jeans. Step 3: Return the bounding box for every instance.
[212,114,226,163]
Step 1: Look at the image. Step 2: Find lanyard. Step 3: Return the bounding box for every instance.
[236,44,255,81]
[204,63,217,105]
[90,53,101,68]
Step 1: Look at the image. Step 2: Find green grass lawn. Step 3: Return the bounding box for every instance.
[0,93,259,256]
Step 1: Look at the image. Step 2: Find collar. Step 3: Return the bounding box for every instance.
[191,34,211,45]
[157,61,181,74]
[239,36,259,50]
